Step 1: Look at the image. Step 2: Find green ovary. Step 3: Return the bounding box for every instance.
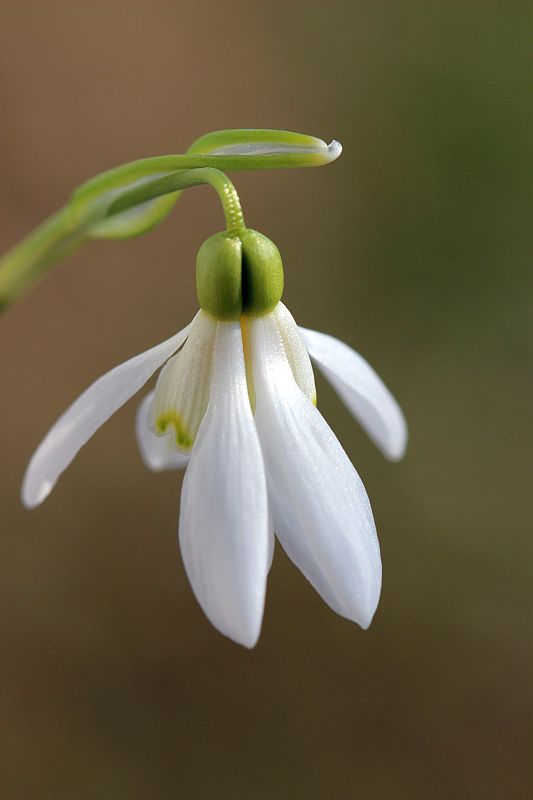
[155,412,193,450]
[195,229,284,321]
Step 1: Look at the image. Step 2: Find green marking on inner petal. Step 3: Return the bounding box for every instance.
[312,392,317,407]
[155,412,193,450]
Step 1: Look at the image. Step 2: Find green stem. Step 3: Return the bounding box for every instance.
[108,168,245,237]
[0,129,341,312]
[0,207,84,311]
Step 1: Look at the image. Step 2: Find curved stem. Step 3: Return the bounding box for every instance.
[0,207,83,312]
[72,129,340,209]
[0,169,246,311]
[0,129,341,312]
[108,168,246,236]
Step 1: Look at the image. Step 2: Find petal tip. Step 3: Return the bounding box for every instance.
[356,604,378,631]
[386,444,407,462]
[352,591,380,631]
[206,610,263,649]
[234,625,261,649]
[21,476,52,509]
[384,417,408,462]
[346,564,382,631]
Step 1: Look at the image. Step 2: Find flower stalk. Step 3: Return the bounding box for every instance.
[0,129,341,313]
[107,168,246,237]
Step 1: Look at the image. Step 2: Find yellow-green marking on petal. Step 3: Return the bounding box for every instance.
[155,412,194,451]
[150,311,217,454]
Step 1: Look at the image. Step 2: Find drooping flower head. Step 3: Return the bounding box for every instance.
[1,129,407,647]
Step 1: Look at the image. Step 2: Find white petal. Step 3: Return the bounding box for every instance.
[179,322,271,648]
[250,314,381,629]
[136,392,189,471]
[22,319,193,508]
[150,311,217,450]
[273,303,316,404]
[300,327,407,461]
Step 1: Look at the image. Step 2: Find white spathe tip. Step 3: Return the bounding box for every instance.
[327,140,342,161]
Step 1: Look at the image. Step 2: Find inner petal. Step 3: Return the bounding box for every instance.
[150,311,217,451]
[273,303,316,405]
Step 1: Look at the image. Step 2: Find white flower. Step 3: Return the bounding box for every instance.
[21,300,406,648]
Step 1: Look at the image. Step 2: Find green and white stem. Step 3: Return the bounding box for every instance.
[0,129,340,311]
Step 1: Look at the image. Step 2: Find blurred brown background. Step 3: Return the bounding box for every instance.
[0,2,532,798]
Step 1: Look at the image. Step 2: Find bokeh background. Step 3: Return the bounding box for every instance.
[0,2,531,797]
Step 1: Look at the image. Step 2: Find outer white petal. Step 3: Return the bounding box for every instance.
[179,322,271,648]
[300,327,407,461]
[22,320,193,508]
[135,392,189,471]
[250,314,381,629]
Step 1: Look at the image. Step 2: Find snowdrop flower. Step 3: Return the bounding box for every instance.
[22,228,406,648]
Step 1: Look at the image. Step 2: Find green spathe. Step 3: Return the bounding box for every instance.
[195,229,284,320]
